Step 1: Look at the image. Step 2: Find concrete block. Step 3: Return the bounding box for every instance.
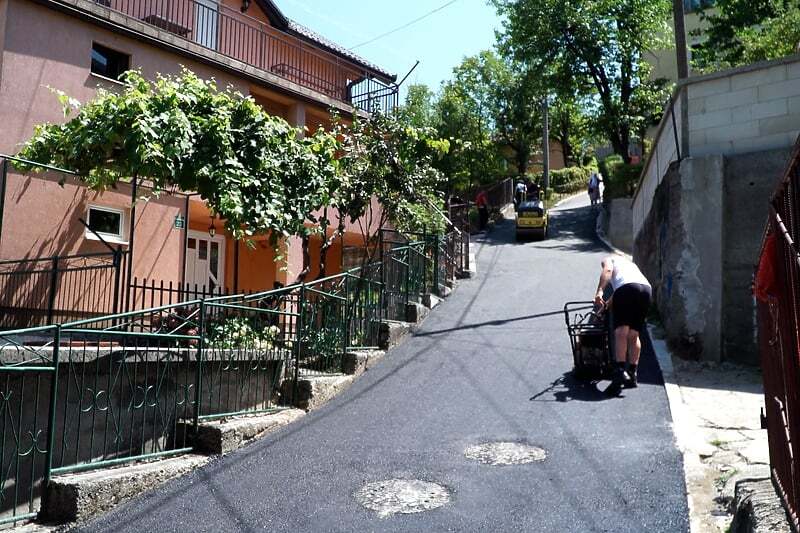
[786,60,800,80]
[732,99,788,121]
[688,97,706,115]
[732,65,787,90]
[405,301,430,324]
[379,320,412,350]
[787,95,800,115]
[729,477,791,532]
[703,121,758,144]
[759,113,800,136]
[758,79,800,102]
[688,77,732,99]
[704,88,757,112]
[180,409,305,455]
[422,293,442,309]
[689,109,732,131]
[731,132,796,154]
[342,350,385,376]
[43,454,210,523]
[281,374,356,411]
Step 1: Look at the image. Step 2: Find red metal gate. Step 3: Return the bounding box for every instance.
[757,141,800,530]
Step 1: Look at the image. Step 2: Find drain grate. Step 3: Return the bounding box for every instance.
[464,442,547,466]
[355,479,450,518]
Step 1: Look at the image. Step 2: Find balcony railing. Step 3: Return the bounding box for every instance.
[94,0,398,113]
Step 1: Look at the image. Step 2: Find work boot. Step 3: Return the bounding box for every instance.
[605,364,629,397]
[623,364,638,389]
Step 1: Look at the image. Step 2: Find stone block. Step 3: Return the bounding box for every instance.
[758,79,800,103]
[759,113,800,136]
[43,455,210,523]
[405,301,430,324]
[342,350,385,376]
[689,109,732,131]
[422,293,442,309]
[732,132,796,154]
[786,60,800,80]
[732,65,787,90]
[379,320,412,350]
[688,77,732,99]
[703,121,758,145]
[281,374,356,411]
[729,477,791,532]
[704,88,757,112]
[179,409,305,455]
[733,99,788,121]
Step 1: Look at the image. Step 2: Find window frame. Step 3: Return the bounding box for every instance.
[85,205,128,245]
[90,42,131,83]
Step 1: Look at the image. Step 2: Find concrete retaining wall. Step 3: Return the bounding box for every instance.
[606,198,633,253]
[722,148,792,364]
[634,148,790,363]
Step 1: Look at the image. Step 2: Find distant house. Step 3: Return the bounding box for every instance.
[0,0,397,326]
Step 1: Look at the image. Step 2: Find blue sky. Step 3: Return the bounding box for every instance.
[276,0,503,98]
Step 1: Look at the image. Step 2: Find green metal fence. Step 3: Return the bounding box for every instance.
[0,234,458,524]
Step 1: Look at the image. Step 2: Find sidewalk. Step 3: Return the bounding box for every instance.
[649,325,787,532]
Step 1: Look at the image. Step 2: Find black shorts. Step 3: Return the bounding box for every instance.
[612,283,652,332]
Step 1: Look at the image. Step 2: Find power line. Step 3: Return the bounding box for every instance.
[349,0,460,50]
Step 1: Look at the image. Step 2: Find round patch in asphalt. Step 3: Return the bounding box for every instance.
[464,442,547,466]
[355,479,450,518]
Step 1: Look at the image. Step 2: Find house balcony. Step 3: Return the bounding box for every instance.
[88,0,398,113]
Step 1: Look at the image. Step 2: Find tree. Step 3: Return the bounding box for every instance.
[399,84,437,129]
[692,0,800,71]
[494,0,672,163]
[18,69,339,245]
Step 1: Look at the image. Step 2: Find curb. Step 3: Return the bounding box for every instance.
[595,207,632,259]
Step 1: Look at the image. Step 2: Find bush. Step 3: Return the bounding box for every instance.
[549,166,592,194]
[600,155,643,200]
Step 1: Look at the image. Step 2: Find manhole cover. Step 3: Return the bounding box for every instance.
[355,479,450,518]
[464,442,547,466]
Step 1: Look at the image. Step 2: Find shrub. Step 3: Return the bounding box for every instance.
[549,166,592,194]
[600,155,643,200]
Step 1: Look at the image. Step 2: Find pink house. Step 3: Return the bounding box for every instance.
[0,0,397,326]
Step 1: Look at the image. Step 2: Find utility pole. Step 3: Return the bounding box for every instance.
[673,0,689,80]
[542,98,550,197]
[673,0,691,157]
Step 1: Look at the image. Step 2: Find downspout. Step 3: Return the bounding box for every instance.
[182,194,189,285]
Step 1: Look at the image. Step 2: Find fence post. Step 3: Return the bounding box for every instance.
[193,299,206,432]
[46,256,59,325]
[294,284,306,403]
[42,325,61,510]
[433,233,440,296]
[112,247,122,318]
[342,274,350,361]
[422,228,428,295]
[404,249,411,306]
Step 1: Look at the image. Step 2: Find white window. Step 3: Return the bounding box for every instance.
[85,205,127,244]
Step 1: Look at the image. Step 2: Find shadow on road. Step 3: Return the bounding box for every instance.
[529,372,614,402]
[413,307,592,338]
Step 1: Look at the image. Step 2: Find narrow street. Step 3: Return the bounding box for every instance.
[81,195,689,532]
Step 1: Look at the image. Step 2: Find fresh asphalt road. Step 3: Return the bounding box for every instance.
[81,194,689,532]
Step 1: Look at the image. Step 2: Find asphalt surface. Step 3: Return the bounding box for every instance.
[81,194,689,532]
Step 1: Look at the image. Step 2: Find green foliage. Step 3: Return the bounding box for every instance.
[206,316,283,350]
[332,111,448,238]
[600,155,643,200]
[693,0,800,71]
[549,167,592,194]
[494,0,672,162]
[18,69,339,243]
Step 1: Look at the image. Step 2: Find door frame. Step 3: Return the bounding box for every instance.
[186,230,226,291]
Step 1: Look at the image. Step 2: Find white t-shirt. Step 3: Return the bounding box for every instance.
[610,257,650,291]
